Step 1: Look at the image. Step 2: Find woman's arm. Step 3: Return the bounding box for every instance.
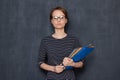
[71,61,84,68]
[62,57,84,68]
[40,63,55,72]
[40,63,65,73]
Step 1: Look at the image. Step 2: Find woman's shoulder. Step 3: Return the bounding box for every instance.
[67,34,79,39]
[41,35,52,41]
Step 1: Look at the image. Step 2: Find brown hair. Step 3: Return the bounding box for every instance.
[50,6,69,20]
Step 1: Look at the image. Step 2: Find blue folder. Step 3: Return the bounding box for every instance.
[65,45,95,70]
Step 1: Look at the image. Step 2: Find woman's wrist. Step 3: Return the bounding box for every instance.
[51,66,57,72]
[72,61,84,68]
[71,62,75,67]
[49,66,56,72]
[53,66,56,72]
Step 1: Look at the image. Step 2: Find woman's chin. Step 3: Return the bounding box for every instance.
[54,26,64,29]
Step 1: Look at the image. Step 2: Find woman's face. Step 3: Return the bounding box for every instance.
[51,10,67,29]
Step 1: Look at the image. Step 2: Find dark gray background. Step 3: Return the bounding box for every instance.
[0,0,120,80]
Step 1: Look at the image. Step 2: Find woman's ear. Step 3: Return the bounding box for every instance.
[51,19,53,24]
[65,19,68,24]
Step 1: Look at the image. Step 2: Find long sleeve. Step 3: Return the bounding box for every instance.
[38,39,47,65]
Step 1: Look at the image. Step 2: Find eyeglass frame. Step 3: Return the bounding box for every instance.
[52,15,66,21]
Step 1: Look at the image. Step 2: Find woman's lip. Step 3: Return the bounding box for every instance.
[56,23,61,25]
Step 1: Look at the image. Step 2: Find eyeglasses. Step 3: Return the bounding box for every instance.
[52,16,65,21]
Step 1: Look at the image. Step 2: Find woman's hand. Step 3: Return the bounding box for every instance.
[62,57,84,68]
[54,65,65,73]
[62,57,74,66]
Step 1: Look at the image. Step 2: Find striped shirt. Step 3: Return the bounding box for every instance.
[38,34,80,80]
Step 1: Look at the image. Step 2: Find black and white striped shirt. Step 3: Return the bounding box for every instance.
[38,34,80,80]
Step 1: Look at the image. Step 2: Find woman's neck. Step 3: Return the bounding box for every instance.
[52,29,67,39]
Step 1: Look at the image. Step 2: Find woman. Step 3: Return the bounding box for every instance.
[38,6,83,80]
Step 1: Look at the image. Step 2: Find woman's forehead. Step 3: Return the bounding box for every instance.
[52,10,65,16]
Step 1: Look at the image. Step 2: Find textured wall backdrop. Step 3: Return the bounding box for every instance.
[0,0,120,80]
